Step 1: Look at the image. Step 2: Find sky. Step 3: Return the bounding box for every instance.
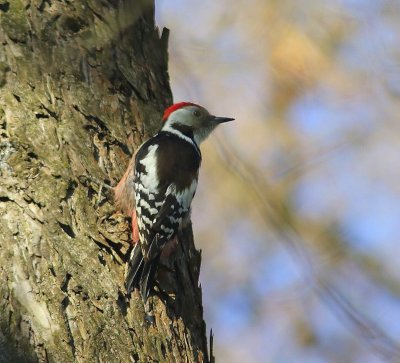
[155,1,400,362]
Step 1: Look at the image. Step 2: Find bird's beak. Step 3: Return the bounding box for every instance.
[213,116,235,124]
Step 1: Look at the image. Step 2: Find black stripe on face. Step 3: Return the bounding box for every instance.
[170,124,195,140]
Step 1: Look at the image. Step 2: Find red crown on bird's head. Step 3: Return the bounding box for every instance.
[162,102,201,122]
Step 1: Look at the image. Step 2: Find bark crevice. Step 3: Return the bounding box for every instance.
[0,1,209,362]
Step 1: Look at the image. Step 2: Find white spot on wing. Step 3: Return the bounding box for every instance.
[138,144,160,192]
[141,215,153,226]
[139,198,158,215]
[169,216,179,223]
[161,225,174,234]
[169,180,198,210]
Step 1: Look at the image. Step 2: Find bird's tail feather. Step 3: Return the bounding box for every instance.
[125,243,144,294]
[140,254,160,304]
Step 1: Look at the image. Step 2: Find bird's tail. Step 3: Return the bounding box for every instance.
[125,243,144,294]
[125,243,160,305]
[140,254,160,303]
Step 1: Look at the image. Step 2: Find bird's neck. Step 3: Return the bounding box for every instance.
[161,122,198,145]
[162,122,215,147]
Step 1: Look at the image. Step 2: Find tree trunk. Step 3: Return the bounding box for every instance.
[0,1,209,362]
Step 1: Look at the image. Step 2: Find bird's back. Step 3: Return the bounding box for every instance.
[133,130,201,247]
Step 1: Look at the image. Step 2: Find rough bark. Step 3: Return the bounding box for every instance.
[0,1,209,362]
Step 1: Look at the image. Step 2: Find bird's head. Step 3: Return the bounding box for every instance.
[161,102,234,145]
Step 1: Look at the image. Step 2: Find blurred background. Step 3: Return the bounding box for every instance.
[156,1,400,362]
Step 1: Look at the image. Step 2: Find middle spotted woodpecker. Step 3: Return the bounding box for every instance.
[116,102,234,304]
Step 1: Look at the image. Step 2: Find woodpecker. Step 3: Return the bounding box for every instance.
[115,102,234,304]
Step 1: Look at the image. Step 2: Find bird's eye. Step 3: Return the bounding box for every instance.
[193,110,200,117]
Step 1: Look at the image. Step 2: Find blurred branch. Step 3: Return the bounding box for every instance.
[318,282,400,362]
[213,134,400,361]
[213,133,315,281]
